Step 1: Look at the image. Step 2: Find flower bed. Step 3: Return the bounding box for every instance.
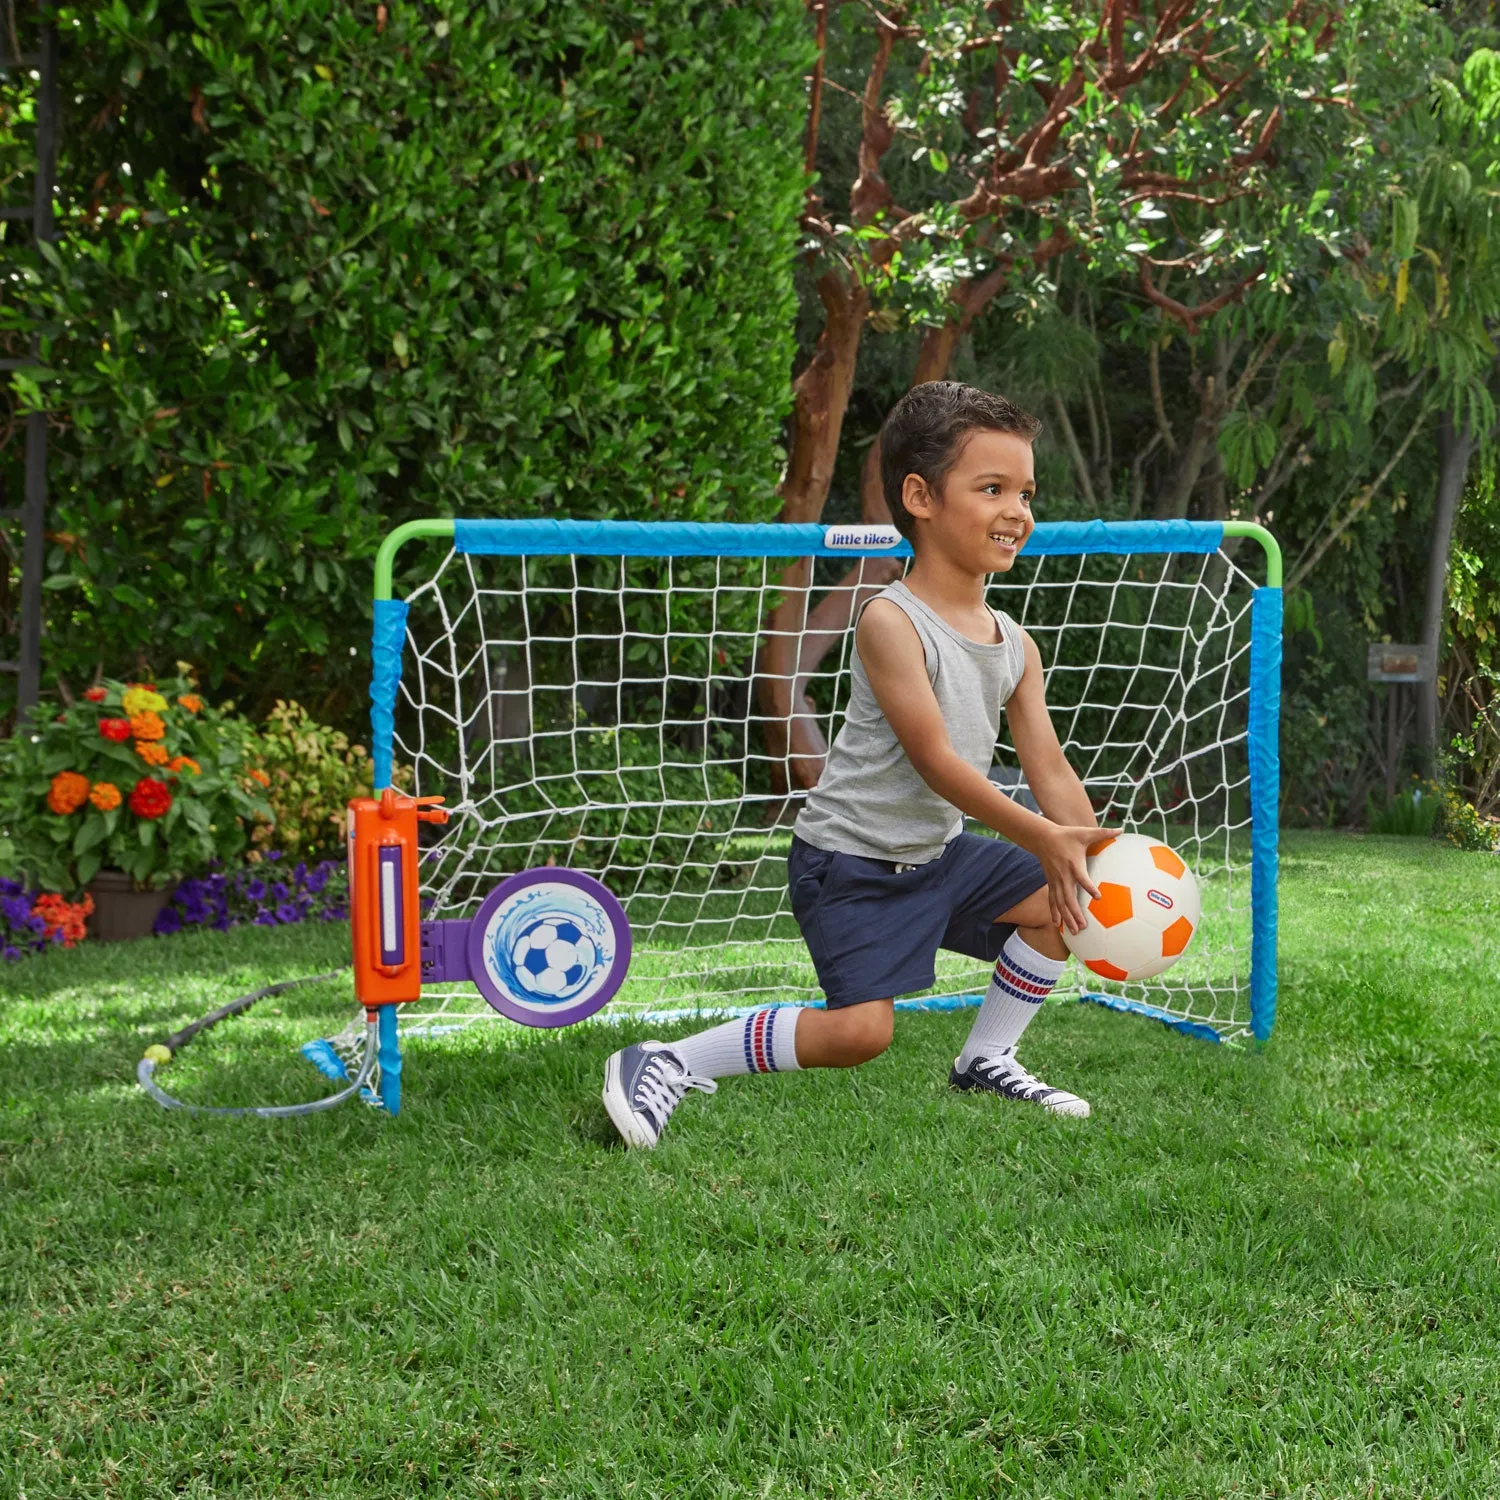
[153,853,349,935]
[1,878,94,960]
[2,855,348,959]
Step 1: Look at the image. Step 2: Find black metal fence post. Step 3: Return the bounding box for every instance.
[1,1,56,719]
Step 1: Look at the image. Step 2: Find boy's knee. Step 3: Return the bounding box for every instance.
[832,1003,894,1064]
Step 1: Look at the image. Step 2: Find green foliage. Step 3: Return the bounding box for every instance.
[248,699,384,863]
[1365,778,1441,837]
[0,674,270,892]
[817,0,1408,335]
[0,0,811,720]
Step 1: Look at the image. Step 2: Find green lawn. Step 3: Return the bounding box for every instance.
[3,831,1498,1497]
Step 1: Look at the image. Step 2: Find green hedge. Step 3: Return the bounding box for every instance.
[1,0,810,720]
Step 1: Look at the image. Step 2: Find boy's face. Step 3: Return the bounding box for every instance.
[901,427,1035,573]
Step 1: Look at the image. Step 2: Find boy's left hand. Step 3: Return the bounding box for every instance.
[1037,823,1118,935]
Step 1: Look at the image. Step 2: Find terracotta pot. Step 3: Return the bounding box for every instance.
[86,869,171,943]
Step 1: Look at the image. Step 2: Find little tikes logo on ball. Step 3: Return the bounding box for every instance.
[824,524,903,551]
[1147,889,1174,910]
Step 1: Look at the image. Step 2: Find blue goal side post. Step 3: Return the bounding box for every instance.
[355,517,1280,1107]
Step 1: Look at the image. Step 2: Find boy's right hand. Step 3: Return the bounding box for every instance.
[1037,824,1117,935]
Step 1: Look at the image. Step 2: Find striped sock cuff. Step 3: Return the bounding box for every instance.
[742,1007,779,1073]
[740,1006,801,1074]
[991,934,1066,1006]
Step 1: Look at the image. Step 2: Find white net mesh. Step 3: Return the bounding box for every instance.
[371,530,1267,1043]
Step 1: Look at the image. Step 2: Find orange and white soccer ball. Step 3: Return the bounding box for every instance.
[1061,832,1200,982]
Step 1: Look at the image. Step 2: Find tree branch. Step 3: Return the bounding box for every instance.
[1288,408,1431,589]
[1149,340,1178,456]
[1138,259,1265,334]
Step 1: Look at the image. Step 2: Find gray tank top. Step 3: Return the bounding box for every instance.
[794,580,1027,865]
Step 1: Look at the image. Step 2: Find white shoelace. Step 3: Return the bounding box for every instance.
[976,1052,1056,1101]
[633,1043,717,1131]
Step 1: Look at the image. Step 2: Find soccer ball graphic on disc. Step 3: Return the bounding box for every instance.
[511,916,598,998]
[1062,832,1201,983]
[467,868,632,1028]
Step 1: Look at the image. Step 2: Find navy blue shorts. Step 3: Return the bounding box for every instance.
[787,832,1048,1009]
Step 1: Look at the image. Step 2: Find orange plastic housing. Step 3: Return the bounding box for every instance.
[348,789,447,1008]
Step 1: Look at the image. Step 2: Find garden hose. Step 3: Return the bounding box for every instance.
[135,966,375,1118]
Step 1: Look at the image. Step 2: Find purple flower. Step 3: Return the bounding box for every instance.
[154,907,182,936]
[2,945,20,961]
[293,862,308,883]
[267,850,283,862]
[1,896,32,926]
[305,868,328,895]
[275,903,298,923]
[245,878,266,902]
[269,881,289,903]
[253,910,276,926]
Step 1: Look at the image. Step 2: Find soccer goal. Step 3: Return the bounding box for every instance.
[323,517,1280,1112]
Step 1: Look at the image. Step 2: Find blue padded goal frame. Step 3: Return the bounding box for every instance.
[368,518,1282,1088]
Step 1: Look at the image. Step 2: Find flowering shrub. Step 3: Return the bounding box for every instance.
[0,673,270,892]
[154,853,349,935]
[249,699,403,861]
[1438,785,1500,852]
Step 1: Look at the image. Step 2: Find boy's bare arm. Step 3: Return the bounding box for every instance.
[1006,631,1096,828]
[857,601,1110,932]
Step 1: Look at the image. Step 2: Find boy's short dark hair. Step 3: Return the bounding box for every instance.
[879,382,1042,541]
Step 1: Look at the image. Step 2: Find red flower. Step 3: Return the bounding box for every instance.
[84,686,107,703]
[99,718,131,742]
[128,777,173,820]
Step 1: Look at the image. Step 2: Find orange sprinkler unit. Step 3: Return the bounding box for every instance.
[348,788,449,1008]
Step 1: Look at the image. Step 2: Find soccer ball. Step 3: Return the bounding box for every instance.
[510,916,598,998]
[1061,832,1201,983]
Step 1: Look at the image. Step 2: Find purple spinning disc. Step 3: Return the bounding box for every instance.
[465,868,632,1028]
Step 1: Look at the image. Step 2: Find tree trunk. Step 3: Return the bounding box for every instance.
[758,271,871,800]
[1418,410,1475,773]
[1154,338,1232,519]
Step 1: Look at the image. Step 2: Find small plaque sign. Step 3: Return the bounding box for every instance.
[823,524,903,551]
[1366,642,1433,683]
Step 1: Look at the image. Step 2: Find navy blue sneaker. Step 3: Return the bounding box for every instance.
[950,1050,1090,1117]
[603,1041,717,1148]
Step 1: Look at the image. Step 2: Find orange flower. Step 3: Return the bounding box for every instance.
[32,891,93,947]
[167,755,201,776]
[177,693,203,713]
[248,768,270,787]
[136,740,170,767]
[89,781,122,811]
[47,771,90,815]
[129,710,166,741]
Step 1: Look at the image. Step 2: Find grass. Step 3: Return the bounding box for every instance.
[2,830,1498,1497]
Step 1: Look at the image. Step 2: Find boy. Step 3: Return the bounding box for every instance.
[603,382,1110,1147]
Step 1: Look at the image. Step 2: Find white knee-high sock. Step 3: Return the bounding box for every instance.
[670,1005,803,1079]
[957,932,1067,1069]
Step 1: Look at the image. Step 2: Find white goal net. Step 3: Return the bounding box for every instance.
[364,518,1281,1046]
